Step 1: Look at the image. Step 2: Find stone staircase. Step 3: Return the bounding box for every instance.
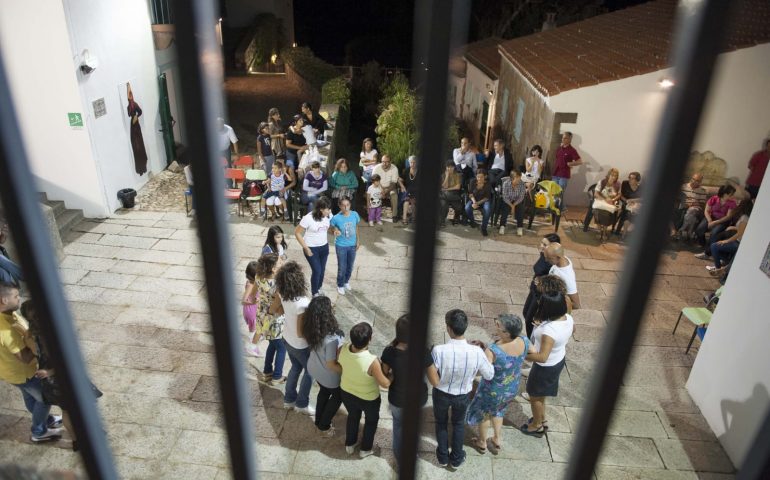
[38,193,84,239]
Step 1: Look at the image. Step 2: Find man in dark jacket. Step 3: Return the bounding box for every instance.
[484,139,514,187]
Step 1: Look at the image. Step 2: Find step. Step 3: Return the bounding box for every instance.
[56,209,83,236]
[46,200,66,217]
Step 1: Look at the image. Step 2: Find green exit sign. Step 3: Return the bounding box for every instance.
[68,112,83,127]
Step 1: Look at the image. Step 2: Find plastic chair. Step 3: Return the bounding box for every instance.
[224,168,246,216]
[233,155,254,169]
[593,209,617,242]
[582,183,597,231]
[184,188,193,216]
[243,169,268,217]
[527,180,563,232]
[673,286,722,354]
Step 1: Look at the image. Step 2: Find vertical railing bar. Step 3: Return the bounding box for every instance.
[399,0,470,478]
[566,1,734,478]
[737,406,770,480]
[172,1,257,478]
[0,52,118,478]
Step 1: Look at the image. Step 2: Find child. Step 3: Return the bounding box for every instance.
[366,174,383,227]
[262,225,288,258]
[256,121,275,175]
[242,261,264,357]
[262,163,290,221]
[253,253,286,384]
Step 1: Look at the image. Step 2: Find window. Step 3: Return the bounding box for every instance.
[500,88,510,120]
[513,97,525,142]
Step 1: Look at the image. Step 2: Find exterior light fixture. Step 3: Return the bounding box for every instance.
[271,54,278,64]
[292,42,297,48]
[658,77,675,89]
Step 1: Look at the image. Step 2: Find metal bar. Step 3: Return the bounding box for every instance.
[566,1,734,478]
[399,0,470,477]
[172,1,257,479]
[0,50,117,479]
[737,406,770,480]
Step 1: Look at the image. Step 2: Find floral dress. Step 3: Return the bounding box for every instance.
[466,337,529,424]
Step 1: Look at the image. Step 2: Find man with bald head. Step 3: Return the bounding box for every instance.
[673,172,707,241]
[542,243,580,310]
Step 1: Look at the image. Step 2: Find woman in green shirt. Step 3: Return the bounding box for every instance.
[330,158,359,214]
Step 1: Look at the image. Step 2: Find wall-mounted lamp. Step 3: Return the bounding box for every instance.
[292,42,297,48]
[486,84,494,96]
[79,49,99,74]
[658,77,675,89]
[271,54,278,64]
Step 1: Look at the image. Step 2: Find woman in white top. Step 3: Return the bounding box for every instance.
[524,145,545,186]
[359,138,379,183]
[295,197,332,296]
[522,275,574,437]
[269,261,314,414]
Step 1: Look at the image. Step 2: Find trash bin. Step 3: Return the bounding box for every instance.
[117,188,137,209]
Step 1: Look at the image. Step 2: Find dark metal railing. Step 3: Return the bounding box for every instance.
[150,0,174,25]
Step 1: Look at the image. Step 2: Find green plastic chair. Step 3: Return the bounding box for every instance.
[243,169,268,216]
[673,286,723,353]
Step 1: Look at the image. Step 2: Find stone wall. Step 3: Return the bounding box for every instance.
[285,63,321,108]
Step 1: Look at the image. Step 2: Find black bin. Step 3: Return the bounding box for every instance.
[117,188,137,209]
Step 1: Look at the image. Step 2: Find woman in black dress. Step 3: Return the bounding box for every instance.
[523,233,561,337]
[127,83,148,175]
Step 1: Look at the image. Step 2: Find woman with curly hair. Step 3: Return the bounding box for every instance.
[270,261,314,415]
[305,296,345,436]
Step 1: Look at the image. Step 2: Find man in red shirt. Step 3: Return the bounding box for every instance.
[551,132,582,193]
[746,138,769,199]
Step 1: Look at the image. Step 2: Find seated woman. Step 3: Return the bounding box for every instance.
[708,200,752,275]
[359,138,379,184]
[330,158,358,214]
[440,160,463,226]
[613,172,642,236]
[301,161,328,212]
[695,184,737,259]
[524,145,544,187]
[465,170,492,236]
[398,156,419,226]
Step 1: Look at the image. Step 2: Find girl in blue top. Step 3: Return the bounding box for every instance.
[329,198,360,296]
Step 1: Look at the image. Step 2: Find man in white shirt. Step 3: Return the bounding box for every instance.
[428,309,494,469]
[217,117,239,166]
[543,243,581,309]
[452,138,477,187]
[484,139,514,187]
[372,155,400,219]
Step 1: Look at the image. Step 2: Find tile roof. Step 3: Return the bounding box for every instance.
[498,0,770,97]
[464,37,503,80]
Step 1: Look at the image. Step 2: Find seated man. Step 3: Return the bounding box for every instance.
[673,173,707,241]
[452,137,477,189]
[499,169,527,236]
[372,155,400,220]
[464,170,492,236]
[484,139,514,187]
[440,160,463,226]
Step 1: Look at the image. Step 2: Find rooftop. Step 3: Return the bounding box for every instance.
[464,36,503,80]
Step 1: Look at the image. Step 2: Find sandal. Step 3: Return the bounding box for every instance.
[470,437,486,454]
[528,417,549,430]
[488,438,501,453]
[520,423,545,438]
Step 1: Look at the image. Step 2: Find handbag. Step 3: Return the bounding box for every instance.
[41,376,103,406]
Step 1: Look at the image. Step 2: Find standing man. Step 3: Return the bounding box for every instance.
[428,310,494,469]
[453,137,478,187]
[484,139,514,187]
[0,283,62,442]
[330,198,360,296]
[543,243,581,310]
[551,132,582,193]
[217,117,239,167]
[746,138,769,199]
[372,155,400,220]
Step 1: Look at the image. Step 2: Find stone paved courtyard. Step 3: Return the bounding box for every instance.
[0,177,737,479]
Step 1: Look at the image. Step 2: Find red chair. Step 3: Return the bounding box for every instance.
[233,155,254,169]
[224,168,246,216]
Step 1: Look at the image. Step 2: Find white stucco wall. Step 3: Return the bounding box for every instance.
[0,0,107,217]
[63,0,166,213]
[462,62,497,134]
[548,43,770,206]
[686,182,770,467]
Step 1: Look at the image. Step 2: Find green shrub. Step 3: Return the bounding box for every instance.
[321,77,350,110]
[280,46,339,91]
[251,13,284,67]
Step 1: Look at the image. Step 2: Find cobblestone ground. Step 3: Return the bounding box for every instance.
[0,188,736,478]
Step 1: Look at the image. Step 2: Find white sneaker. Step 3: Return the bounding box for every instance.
[376,221,383,226]
[296,405,316,415]
[31,428,63,443]
[694,253,708,260]
[705,265,717,271]
[517,227,523,237]
[344,283,352,291]
[337,287,346,295]
[319,426,336,438]
[47,415,63,429]
[346,444,357,455]
[317,290,326,297]
[360,449,375,458]
[521,367,531,377]
[369,221,374,227]
[283,402,295,410]
[499,226,505,235]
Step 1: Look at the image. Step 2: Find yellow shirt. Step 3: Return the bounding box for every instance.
[339,343,380,401]
[0,312,37,384]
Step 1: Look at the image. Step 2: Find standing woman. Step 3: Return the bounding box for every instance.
[295,197,332,297]
[522,276,573,437]
[304,296,345,437]
[359,138,379,184]
[126,82,148,175]
[270,261,315,414]
[267,107,285,159]
[523,233,561,337]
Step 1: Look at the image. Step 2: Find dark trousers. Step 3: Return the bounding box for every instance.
[304,243,329,295]
[523,280,538,337]
[440,191,463,224]
[433,388,470,466]
[488,168,506,187]
[315,384,342,431]
[341,390,381,451]
[499,202,524,228]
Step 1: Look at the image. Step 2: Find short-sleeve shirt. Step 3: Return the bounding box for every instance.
[706,196,737,220]
[681,183,707,210]
[553,145,580,178]
[307,334,343,388]
[330,212,360,247]
[532,314,574,366]
[401,169,419,196]
[367,185,383,208]
[372,164,400,188]
[285,129,306,155]
[621,181,641,200]
[747,150,769,187]
[299,213,330,247]
[0,312,37,384]
[218,124,238,152]
[257,134,273,157]
[381,346,432,408]
[281,296,310,349]
[549,258,578,295]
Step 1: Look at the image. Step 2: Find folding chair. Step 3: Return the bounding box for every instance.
[673,286,723,354]
[243,169,268,218]
[233,155,254,169]
[224,168,245,216]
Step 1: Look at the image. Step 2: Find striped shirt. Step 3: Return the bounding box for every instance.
[431,338,494,395]
[502,177,527,204]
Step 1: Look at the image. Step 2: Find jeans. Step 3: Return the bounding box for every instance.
[301,192,322,212]
[695,220,727,253]
[283,340,313,408]
[336,245,357,288]
[262,154,275,175]
[390,404,404,462]
[711,240,739,268]
[304,243,329,295]
[315,384,342,431]
[499,202,524,228]
[286,151,298,169]
[14,377,52,436]
[552,176,569,191]
[433,388,470,466]
[263,339,286,379]
[465,200,492,231]
[341,390,381,451]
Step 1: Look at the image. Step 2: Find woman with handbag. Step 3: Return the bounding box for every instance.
[20,301,103,452]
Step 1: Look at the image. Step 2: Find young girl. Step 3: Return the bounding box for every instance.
[366,174,383,227]
[257,121,275,175]
[262,225,288,258]
[359,138,378,184]
[263,163,290,221]
[253,253,286,383]
[242,261,264,357]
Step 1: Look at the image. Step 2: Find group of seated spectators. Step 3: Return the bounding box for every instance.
[583,169,643,237]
